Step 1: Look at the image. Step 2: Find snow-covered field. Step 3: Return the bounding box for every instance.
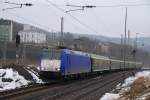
[100,70,150,100]
[0,66,44,92]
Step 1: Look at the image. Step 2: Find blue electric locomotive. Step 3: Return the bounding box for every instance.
[40,48,91,78]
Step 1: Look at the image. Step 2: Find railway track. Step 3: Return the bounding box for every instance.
[0,84,46,99]
[5,70,140,100]
[69,71,132,100]
[43,71,134,100]
[43,72,124,100]
[0,80,62,100]
[0,75,100,99]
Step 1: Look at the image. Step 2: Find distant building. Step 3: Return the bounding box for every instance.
[0,19,24,42]
[100,44,109,56]
[18,25,47,43]
[0,19,48,43]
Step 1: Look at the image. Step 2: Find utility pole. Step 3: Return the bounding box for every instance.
[128,30,130,47]
[135,33,139,68]
[60,17,64,46]
[127,30,130,62]
[135,33,139,51]
[123,7,127,70]
[123,7,128,80]
[121,34,123,59]
[120,34,123,69]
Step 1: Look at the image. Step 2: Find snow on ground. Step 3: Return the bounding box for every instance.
[0,66,44,92]
[100,93,119,100]
[100,70,150,100]
[0,68,30,91]
[119,71,150,95]
[25,66,43,83]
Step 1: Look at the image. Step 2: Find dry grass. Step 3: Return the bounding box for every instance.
[129,77,147,99]
[120,77,150,100]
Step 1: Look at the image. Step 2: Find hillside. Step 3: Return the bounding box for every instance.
[73,33,150,53]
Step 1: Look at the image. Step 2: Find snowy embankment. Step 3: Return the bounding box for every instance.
[0,65,44,92]
[100,70,150,100]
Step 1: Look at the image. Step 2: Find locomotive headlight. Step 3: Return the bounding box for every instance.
[41,67,45,71]
[55,68,60,71]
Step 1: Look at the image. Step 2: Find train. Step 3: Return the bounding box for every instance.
[40,48,142,79]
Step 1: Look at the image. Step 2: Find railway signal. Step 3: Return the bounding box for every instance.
[16,34,20,48]
[15,34,21,64]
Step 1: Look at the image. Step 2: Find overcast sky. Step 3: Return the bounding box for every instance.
[0,0,150,37]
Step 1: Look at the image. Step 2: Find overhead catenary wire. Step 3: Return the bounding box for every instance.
[41,2,150,8]
[33,2,150,8]
[2,0,150,35]
[95,3,150,8]
[65,4,96,13]
[1,1,87,34]
[45,0,99,34]
[65,3,150,13]
[2,1,33,11]
[44,0,150,34]
[34,1,87,34]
